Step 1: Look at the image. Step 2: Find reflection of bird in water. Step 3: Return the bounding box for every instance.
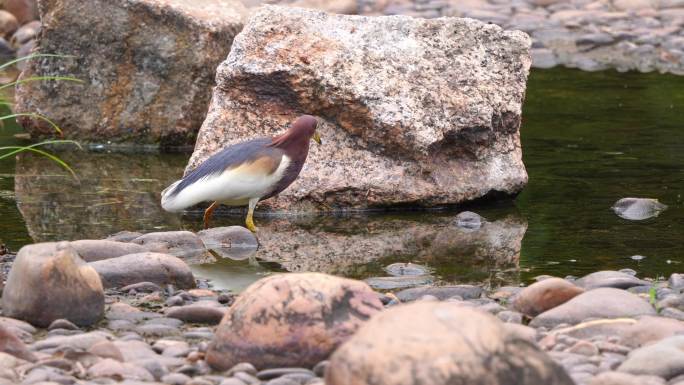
[161,115,321,232]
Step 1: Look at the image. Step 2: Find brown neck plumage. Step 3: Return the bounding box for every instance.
[269,128,311,163]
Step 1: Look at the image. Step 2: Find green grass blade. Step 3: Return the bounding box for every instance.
[0,141,81,179]
[0,54,76,72]
[0,113,63,134]
[0,140,81,159]
[0,76,84,91]
[8,147,77,179]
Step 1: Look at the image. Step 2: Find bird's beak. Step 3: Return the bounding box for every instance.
[312,131,322,145]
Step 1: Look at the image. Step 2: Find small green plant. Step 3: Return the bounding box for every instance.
[649,285,657,306]
[0,53,83,178]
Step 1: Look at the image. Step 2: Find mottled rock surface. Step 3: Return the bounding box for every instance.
[1,242,104,327]
[14,0,246,146]
[326,302,573,385]
[187,6,531,211]
[207,273,383,370]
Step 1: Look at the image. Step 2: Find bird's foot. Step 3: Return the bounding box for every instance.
[203,202,218,229]
[245,217,258,233]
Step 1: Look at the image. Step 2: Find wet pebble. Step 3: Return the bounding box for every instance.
[166,305,226,325]
[567,340,599,356]
[257,368,316,380]
[47,319,79,331]
[220,378,248,385]
[135,323,180,337]
[395,285,483,301]
[162,372,192,385]
[497,310,523,324]
[234,371,260,384]
[364,275,433,290]
[226,363,258,376]
[265,378,300,385]
[313,361,328,377]
[121,281,163,293]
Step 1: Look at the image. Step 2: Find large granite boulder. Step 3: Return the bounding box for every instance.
[187,6,531,211]
[326,302,573,385]
[206,273,383,370]
[14,0,246,146]
[1,242,104,327]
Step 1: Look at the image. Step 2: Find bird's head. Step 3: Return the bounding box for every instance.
[271,115,323,149]
[293,115,322,145]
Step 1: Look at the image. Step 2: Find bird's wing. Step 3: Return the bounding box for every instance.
[161,140,288,211]
[168,138,273,198]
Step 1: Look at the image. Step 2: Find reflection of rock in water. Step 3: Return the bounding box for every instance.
[254,214,527,285]
[14,151,185,242]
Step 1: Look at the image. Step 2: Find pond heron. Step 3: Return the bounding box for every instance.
[161,115,321,232]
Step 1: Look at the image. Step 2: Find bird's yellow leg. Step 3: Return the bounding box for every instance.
[245,198,259,233]
[203,201,218,229]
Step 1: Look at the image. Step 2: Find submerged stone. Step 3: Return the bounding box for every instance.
[454,211,486,230]
[364,275,434,290]
[383,262,431,277]
[612,198,667,220]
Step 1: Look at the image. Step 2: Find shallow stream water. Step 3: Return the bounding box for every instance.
[1,68,682,291]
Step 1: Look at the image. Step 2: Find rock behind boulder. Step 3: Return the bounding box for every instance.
[15,0,246,146]
[187,6,531,211]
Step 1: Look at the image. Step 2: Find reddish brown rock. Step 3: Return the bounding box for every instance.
[187,6,531,211]
[206,273,383,370]
[165,305,225,325]
[512,278,584,317]
[0,10,19,37]
[0,324,36,362]
[15,0,246,146]
[1,242,104,327]
[326,302,573,385]
[3,0,37,24]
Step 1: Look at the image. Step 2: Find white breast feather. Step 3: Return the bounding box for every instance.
[161,155,291,212]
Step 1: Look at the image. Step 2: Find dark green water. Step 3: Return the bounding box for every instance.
[1,68,682,291]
